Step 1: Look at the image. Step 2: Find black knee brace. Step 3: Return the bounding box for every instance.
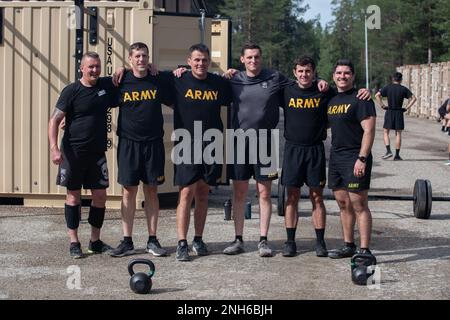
[88,206,105,229]
[65,204,81,230]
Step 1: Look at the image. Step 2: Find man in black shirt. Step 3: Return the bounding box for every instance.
[48,52,118,258]
[326,59,377,259]
[171,44,231,261]
[109,42,172,258]
[281,56,334,257]
[375,72,416,160]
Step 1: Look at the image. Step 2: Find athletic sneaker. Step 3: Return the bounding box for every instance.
[282,241,297,257]
[328,244,356,259]
[88,240,113,254]
[109,240,135,257]
[315,240,328,257]
[70,242,83,259]
[445,160,450,166]
[176,242,191,262]
[146,239,168,257]
[258,240,273,257]
[223,239,244,255]
[393,155,403,161]
[382,152,393,159]
[192,239,209,256]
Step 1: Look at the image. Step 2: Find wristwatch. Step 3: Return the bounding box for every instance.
[358,156,367,163]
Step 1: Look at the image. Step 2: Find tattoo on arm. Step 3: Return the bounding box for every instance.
[51,108,65,122]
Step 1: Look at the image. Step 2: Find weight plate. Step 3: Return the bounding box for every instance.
[424,179,432,219]
[413,179,428,219]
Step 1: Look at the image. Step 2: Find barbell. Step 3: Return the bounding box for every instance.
[277,179,449,219]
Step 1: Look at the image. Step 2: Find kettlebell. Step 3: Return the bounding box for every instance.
[351,253,377,285]
[128,258,155,294]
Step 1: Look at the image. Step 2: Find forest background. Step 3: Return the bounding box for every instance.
[202,0,449,90]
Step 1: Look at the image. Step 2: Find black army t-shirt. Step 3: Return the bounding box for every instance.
[283,81,335,146]
[379,83,412,109]
[327,88,376,152]
[171,72,231,134]
[117,71,172,141]
[56,77,119,153]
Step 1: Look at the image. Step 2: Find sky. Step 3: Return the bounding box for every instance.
[301,0,334,28]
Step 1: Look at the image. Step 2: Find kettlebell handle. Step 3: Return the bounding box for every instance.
[128,259,155,277]
[351,253,377,265]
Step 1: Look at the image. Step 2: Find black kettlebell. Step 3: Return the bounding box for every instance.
[351,253,377,285]
[128,259,155,294]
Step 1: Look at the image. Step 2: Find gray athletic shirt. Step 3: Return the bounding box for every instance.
[229,69,291,130]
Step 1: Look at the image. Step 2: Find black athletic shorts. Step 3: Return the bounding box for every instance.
[57,147,109,190]
[174,163,222,186]
[281,142,326,188]
[228,132,279,181]
[117,137,165,186]
[172,140,222,186]
[328,151,372,191]
[383,109,405,130]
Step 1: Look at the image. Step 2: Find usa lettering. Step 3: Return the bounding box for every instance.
[185,89,219,101]
[328,104,351,115]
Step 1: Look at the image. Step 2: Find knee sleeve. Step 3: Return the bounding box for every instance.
[88,206,105,229]
[65,204,81,230]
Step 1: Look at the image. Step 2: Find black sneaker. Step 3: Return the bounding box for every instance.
[176,242,191,262]
[393,155,403,161]
[70,242,83,259]
[192,239,209,256]
[382,152,393,159]
[88,239,113,254]
[315,240,328,257]
[146,239,168,257]
[328,244,356,259]
[282,241,297,257]
[109,240,135,257]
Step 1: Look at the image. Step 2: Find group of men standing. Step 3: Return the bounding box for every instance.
[49,41,382,264]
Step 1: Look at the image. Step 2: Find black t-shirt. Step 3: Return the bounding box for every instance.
[117,71,172,141]
[379,83,412,109]
[56,77,119,152]
[282,81,335,146]
[327,88,376,152]
[171,72,231,134]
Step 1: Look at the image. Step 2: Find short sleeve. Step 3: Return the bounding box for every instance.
[55,84,75,113]
[356,99,376,122]
[404,87,413,99]
[379,86,388,97]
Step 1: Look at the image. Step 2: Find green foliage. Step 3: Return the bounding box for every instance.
[207,0,449,86]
